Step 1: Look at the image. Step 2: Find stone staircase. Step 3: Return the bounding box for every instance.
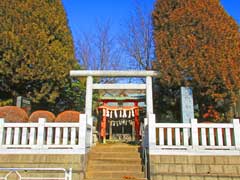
[84,143,146,180]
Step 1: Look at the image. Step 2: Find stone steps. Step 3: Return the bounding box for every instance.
[89,153,140,159]
[86,171,144,178]
[84,143,146,180]
[90,145,140,152]
[88,158,142,165]
[88,164,142,171]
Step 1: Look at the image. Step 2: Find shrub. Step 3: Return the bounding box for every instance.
[202,106,221,122]
[0,106,28,122]
[29,110,55,122]
[55,110,80,122]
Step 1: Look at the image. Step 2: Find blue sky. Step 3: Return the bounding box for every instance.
[62,0,240,47]
[62,0,155,43]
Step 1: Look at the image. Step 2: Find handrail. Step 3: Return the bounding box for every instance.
[0,167,72,180]
[141,119,149,179]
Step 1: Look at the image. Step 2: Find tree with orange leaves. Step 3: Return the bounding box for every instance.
[152,0,240,121]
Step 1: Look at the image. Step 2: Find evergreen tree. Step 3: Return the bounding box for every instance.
[0,0,78,109]
[152,0,240,121]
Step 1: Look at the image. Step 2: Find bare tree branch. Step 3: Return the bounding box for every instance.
[76,21,123,83]
[76,21,122,71]
[119,0,155,70]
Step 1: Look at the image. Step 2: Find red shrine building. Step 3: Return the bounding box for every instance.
[98,95,145,143]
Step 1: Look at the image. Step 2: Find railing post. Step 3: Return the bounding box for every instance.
[148,113,156,153]
[233,119,240,150]
[87,115,93,146]
[37,118,46,148]
[144,117,148,127]
[191,118,199,150]
[79,114,87,151]
[0,118,4,146]
[68,168,72,180]
[65,168,72,180]
[142,118,148,148]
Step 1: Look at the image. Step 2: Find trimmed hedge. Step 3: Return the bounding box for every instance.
[55,110,80,122]
[29,110,55,122]
[0,107,82,123]
[0,106,28,122]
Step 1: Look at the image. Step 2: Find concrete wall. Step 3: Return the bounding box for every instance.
[149,155,240,180]
[0,154,87,180]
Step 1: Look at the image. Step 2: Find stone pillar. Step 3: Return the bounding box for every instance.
[180,87,194,123]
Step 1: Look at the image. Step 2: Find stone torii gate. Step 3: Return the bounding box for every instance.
[70,70,159,144]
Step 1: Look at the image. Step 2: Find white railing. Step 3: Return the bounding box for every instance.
[0,168,72,180]
[0,114,91,154]
[148,114,240,155]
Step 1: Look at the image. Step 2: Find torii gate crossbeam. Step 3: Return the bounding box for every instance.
[70,70,159,120]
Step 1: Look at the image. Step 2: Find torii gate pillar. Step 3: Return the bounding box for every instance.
[146,76,153,116]
[85,76,93,121]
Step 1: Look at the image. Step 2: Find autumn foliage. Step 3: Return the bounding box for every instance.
[0,106,28,122]
[152,0,240,120]
[202,106,220,122]
[29,110,55,122]
[55,111,80,122]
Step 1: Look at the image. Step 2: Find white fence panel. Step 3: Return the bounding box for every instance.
[148,114,240,155]
[0,114,91,154]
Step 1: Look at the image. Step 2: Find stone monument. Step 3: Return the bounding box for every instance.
[16,96,31,115]
[180,87,194,123]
